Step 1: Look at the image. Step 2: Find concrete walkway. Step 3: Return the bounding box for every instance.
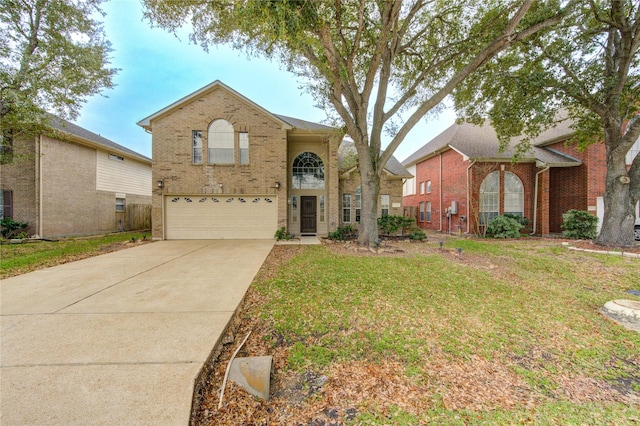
[1,240,274,425]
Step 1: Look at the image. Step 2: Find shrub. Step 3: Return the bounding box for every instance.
[377,215,415,236]
[274,227,292,240]
[561,209,598,240]
[1,217,29,239]
[407,226,427,241]
[328,225,355,241]
[485,215,524,239]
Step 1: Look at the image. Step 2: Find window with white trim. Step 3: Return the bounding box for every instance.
[291,195,298,223]
[292,152,325,189]
[208,119,234,164]
[380,194,390,216]
[426,180,432,194]
[503,172,524,218]
[239,132,249,165]
[115,198,126,212]
[342,194,351,223]
[319,195,325,222]
[419,181,425,195]
[627,135,640,165]
[479,171,500,225]
[192,131,203,164]
[426,201,432,222]
[419,202,425,222]
[355,187,361,223]
[109,153,124,161]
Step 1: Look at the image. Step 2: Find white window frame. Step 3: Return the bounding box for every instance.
[426,201,432,222]
[208,119,234,164]
[342,194,351,223]
[109,153,124,162]
[192,130,203,164]
[115,197,126,212]
[503,171,524,219]
[291,195,298,223]
[426,180,432,194]
[480,171,500,225]
[419,202,425,222]
[355,187,362,223]
[419,181,425,195]
[239,132,249,165]
[380,194,390,217]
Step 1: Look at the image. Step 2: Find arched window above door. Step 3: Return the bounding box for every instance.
[292,152,325,189]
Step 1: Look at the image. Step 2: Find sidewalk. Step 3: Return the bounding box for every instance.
[1,240,273,425]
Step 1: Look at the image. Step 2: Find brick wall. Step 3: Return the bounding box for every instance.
[0,135,37,235]
[150,86,289,239]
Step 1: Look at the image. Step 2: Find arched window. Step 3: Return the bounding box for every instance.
[504,171,524,219]
[479,171,500,225]
[208,119,234,164]
[292,152,324,189]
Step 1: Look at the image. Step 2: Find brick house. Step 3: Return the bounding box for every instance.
[137,80,410,240]
[0,115,152,238]
[401,119,638,236]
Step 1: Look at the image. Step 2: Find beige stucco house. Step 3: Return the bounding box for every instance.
[0,115,152,238]
[137,80,411,240]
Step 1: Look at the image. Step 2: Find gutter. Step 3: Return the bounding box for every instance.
[38,135,44,237]
[531,166,550,236]
[439,153,443,232]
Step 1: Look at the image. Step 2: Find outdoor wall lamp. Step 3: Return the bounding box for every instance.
[157,179,164,188]
[274,181,281,189]
[218,183,223,188]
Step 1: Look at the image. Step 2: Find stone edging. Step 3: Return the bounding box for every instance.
[566,245,640,259]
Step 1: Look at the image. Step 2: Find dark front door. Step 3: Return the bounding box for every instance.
[300,196,317,234]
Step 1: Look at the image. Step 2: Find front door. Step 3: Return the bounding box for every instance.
[300,196,317,234]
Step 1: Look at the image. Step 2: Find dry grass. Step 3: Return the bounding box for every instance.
[194,236,640,425]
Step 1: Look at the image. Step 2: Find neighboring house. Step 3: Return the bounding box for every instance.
[137,80,410,240]
[0,115,152,238]
[401,118,637,237]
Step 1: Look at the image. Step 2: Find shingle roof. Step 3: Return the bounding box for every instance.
[339,140,413,178]
[48,114,151,163]
[274,114,335,131]
[402,119,579,168]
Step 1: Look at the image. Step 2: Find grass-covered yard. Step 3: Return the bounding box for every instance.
[0,232,151,279]
[199,237,640,425]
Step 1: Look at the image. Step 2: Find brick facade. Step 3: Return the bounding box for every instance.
[143,81,407,240]
[403,135,607,236]
[1,126,152,239]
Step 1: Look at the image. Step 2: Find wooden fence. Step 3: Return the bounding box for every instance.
[126,203,151,231]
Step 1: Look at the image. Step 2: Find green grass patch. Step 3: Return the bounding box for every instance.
[246,241,640,422]
[0,232,150,278]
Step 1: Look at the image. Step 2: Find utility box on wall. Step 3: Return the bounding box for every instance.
[450,200,458,215]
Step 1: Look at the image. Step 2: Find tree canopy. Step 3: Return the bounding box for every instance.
[144,0,574,246]
[0,0,117,137]
[454,0,639,247]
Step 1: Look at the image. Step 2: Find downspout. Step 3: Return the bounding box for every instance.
[531,166,550,236]
[439,153,443,232]
[466,160,476,234]
[38,135,44,237]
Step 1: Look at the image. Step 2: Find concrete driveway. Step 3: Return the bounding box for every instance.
[1,240,274,425]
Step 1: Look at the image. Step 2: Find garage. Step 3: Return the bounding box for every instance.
[164,195,278,239]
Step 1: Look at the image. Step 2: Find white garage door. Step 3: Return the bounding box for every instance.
[164,195,278,239]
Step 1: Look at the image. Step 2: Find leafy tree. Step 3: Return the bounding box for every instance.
[0,0,117,139]
[454,0,639,247]
[143,0,572,246]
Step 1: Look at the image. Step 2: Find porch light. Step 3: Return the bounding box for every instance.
[157,179,164,188]
[274,181,281,189]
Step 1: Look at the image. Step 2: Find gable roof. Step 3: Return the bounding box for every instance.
[339,140,413,178]
[402,119,579,168]
[137,80,296,131]
[275,114,335,132]
[48,114,151,163]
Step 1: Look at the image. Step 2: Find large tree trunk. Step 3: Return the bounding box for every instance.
[594,131,637,248]
[356,144,382,247]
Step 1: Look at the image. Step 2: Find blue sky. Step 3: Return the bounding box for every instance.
[75,0,456,162]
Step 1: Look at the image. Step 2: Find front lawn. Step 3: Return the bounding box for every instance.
[197,237,640,425]
[0,232,151,279]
